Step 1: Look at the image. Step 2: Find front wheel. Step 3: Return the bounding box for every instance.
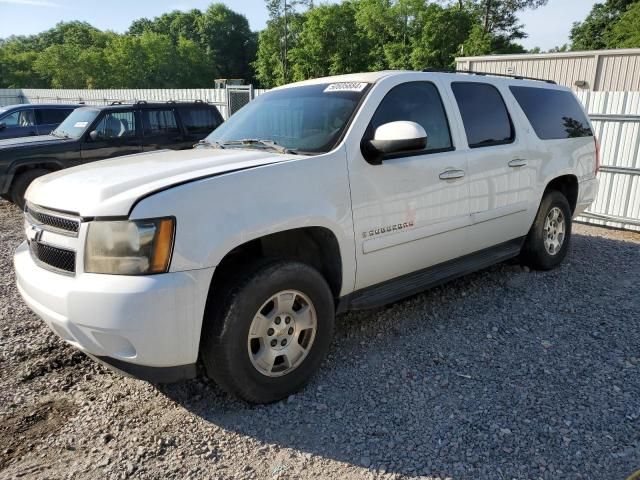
[200,260,335,403]
[521,190,572,270]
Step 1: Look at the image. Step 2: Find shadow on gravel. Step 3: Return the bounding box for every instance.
[158,231,640,478]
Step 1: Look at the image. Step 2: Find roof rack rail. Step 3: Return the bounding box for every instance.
[422,68,556,84]
[136,100,148,104]
[110,100,123,105]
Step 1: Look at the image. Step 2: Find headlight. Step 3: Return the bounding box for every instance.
[84,218,175,275]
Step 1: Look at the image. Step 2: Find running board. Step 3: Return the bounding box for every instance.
[338,237,525,312]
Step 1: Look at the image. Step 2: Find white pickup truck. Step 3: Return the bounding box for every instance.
[14,71,599,403]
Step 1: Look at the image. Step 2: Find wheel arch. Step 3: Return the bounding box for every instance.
[4,160,64,194]
[543,174,578,215]
[207,226,344,304]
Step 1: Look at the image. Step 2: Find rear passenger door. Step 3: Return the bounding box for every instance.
[449,81,535,245]
[81,110,142,163]
[178,106,223,145]
[141,108,190,151]
[35,108,74,135]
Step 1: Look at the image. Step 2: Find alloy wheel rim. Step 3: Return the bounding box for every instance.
[247,290,317,377]
[543,207,565,256]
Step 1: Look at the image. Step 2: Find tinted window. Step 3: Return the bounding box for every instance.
[370,81,452,152]
[510,86,592,139]
[2,108,35,127]
[94,111,137,139]
[36,108,73,125]
[180,107,222,134]
[142,109,179,135]
[452,82,514,148]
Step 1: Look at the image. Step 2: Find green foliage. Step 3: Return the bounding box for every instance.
[570,0,639,50]
[0,5,253,88]
[606,1,640,47]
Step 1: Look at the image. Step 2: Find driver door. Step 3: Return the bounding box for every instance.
[81,110,142,163]
[347,80,471,290]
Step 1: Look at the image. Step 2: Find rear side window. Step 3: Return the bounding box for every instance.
[2,108,35,127]
[510,86,592,139]
[370,81,453,152]
[36,108,73,125]
[180,107,222,135]
[142,109,179,135]
[451,82,514,148]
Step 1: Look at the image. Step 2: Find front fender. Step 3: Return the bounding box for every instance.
[130,148,356,297]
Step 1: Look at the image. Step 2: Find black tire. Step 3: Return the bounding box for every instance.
[521,190,572,270]
[200,260,335,404]
[10,169,50,210]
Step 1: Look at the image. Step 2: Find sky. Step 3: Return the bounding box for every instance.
[0,0,599,51]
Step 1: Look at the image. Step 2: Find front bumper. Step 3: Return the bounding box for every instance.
[14,241,214,382]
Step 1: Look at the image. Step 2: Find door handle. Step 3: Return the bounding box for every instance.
[508,158,527,168]
[439,169,465,180]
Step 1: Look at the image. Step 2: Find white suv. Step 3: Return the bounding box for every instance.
[14,71,599,403]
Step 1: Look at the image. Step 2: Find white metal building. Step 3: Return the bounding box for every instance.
[455,48,640,91]
[456,49,640,231]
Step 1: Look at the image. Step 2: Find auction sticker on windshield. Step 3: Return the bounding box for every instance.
[74,121,89,128]
[324,82,368,93]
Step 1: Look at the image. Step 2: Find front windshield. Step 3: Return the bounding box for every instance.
[205,82,369,154]
[52,108,99,139]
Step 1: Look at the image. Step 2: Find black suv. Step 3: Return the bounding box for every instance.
[0,101,224,208]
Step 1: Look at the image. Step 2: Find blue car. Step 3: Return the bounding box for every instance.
[0,104,78,140]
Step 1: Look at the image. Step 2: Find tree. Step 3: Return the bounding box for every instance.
[198,4,257,79]
[289,2,371,81]
[570,0,638,50]
[605,1,640,47]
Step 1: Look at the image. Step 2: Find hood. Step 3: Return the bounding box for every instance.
[0,134,69,150]
[26,147,297,217]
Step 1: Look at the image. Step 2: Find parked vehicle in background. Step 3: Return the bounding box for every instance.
[14,71,599,403]
[0,101,224,208]
[0,104,78,140]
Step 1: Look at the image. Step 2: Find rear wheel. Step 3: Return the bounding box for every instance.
[521,190,572,270]
[200,260,335,403]
[11,169,50,210]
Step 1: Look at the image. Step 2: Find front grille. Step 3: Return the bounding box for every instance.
[29,241,76,274]
[26,204,80,236]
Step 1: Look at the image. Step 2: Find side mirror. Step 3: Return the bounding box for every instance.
[89,130,99,141]
[362,121,427,165]
[0,122,6,130]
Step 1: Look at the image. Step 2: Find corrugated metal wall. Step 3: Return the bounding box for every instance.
[0,88,269,118]
[456,48,640,91]
[575,91,640,231]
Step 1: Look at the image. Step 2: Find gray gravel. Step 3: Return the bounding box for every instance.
[1,198,639,480]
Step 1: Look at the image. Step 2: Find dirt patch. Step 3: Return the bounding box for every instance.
[0,398,76,469]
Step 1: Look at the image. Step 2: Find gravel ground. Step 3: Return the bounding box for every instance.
[1,198,639,480]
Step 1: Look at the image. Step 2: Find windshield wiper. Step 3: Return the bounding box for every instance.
[220,139,298,155]
[194,139,225,149]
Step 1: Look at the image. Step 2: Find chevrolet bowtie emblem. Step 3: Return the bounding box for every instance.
[26,224,43,243]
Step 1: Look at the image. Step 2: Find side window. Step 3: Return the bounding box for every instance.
[179,107,222,135]
[510,86,593,139]
[369,81,453,152]
[451,82,514,148]
[36,108,73,125]
[2,109,35,127]
[142,109,179,136]
[93,111,136,139]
